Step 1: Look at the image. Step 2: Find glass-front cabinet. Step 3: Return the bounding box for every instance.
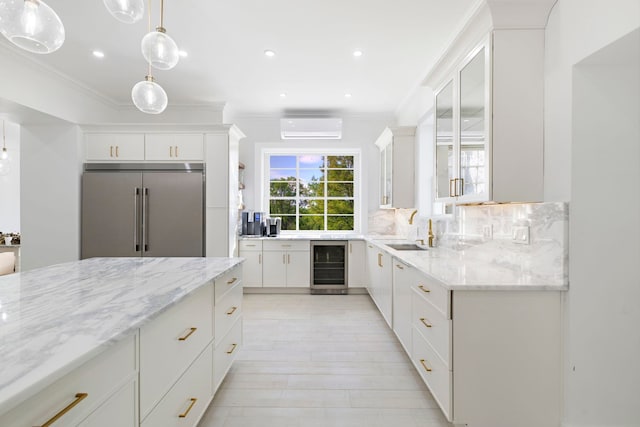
[375,127,416,209]
[435,43,490,203]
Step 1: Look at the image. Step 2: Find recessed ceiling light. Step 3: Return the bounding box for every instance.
[178,50,188,58]
[264,50,276,57]
[92,50,105,58]
[280,93,287,98]
[353,50,363,57]
[344,93,352,98]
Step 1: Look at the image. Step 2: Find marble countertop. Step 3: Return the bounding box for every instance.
[0,257,243,415]
[366,238,568,291]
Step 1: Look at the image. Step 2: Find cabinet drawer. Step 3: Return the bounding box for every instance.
[214,317,242,391]
[214,266,242,303]
[140,285,213,418]
[263,240,309,251]
[412,289,452,367]
[412,327,452,421]
[411,276,450,317]
[239,240,263,251]
[0,335,136,427]
[78,379,137,427]
[141,344,213,427]
[215,282,243,341]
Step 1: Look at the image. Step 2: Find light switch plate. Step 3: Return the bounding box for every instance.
[512,226,530,245]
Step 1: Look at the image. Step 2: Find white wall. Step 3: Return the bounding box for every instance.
[0,120,20,232]
[544,0,640,202]
[233,114,395,233]
[20,124,84,270]
[565,28,640,427]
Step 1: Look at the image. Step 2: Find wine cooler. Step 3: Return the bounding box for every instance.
[310,240,348,294]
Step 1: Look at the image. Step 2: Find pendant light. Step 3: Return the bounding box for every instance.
[132,2,167,114]
[0,0,65,54]
[103,0,144,24]
[141,0,179,70]
[131,73,167,114]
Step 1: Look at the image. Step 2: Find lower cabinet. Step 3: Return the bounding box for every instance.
[365,243,392,327]
[0,334,138,427]
[347,240,366,288]
[140,345,213,427]
[0,265,244,427]
[262,240,310,288]
[391,258,413,353]
[238,240,262,287]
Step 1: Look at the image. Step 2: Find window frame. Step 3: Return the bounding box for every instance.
[262,148,361,234]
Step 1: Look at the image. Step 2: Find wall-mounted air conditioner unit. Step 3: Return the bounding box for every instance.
[280,118,342,140]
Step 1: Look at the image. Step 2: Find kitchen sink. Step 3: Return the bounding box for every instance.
[385,243,428,251]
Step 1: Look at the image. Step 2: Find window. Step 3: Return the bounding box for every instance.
[267,154,357,232]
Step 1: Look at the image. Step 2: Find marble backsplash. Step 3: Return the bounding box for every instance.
[368,202,569,284]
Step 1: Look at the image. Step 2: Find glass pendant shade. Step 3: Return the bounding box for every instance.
[141,28,179,70]
[103,0,144,24]
[0,0,65,54]
[131,76,168,114]
[1,147,7,160]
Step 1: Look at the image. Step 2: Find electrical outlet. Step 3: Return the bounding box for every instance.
[482,224,493,239]
[512,226,530,245]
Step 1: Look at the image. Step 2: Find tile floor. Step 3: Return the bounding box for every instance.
[197,294,453,427]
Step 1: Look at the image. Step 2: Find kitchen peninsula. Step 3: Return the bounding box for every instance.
[0,257,244,427]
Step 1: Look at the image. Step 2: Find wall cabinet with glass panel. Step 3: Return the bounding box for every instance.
[375,126,416,209]
[434,31,544,204]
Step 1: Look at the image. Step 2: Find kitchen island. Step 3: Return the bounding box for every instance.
[0,257,244,426]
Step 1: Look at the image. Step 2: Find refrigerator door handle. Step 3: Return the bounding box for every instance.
[143,187,149,252]
[134,187,140,252]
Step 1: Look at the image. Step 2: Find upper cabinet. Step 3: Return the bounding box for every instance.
[434,31,544,204]
[85,133,204,162]
[375,126,416,209]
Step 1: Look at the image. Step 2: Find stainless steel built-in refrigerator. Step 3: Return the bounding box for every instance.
[81,163,204,259]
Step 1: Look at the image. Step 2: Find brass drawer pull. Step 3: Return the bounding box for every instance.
[419,359,432,372]
[227,277,238,285]
[226,343,237,354]
[377,253,383,267]
[39,393,88,427]
[178,397,197,418]
[396,264,404,270]
[175,146,179,157]
[418,285,431,293]
[169,146,174,157]
[226,306,238,316]
[115,145,119,157]
[109,146,113,157]
[178,327,197,341]
[281,244,291,247]
[420,317,432,328]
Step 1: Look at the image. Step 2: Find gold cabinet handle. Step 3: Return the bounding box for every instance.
[38,393,88,427]
[419,359,432,372]
[226,343,237,354]
[377,253,382,267]
[175,146,179,157]
[418,284,431,293]
[349,243,353,253]
[227,277,237,285]
[287,254,291,264]
[109,146,113,157]
[395,264,404,270]
[281,244,291,248]
[115,145,119,157]
[420,317,432,328]
[178,398,197,418]
[367,244,373,248]
[246,244,256,247]
[226,306,238,316]
[449,178,455,197]
[169,146,174,157]
[178,327,197,341]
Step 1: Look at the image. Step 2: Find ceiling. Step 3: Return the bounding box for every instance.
[1,0,481,117]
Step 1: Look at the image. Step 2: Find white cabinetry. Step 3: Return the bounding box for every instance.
[205,126,245,257]
[86,133,145,161]
[365,243,392,327]
[144,134,204,161]
[347,240,366,288]
[213,268,243,390]
[0,335,138,427]
[238,240,263,287]
[392,258,414,353]
[375,127,416,208]
[433,31,544,203]
[262,240,310,287]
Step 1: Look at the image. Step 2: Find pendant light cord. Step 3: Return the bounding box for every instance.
[160,0,164,29]
[2,120,5,150]
[147,0,152,76]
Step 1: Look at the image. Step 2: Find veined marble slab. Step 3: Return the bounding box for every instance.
[367,239,568,291]
[0,257,243,414]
